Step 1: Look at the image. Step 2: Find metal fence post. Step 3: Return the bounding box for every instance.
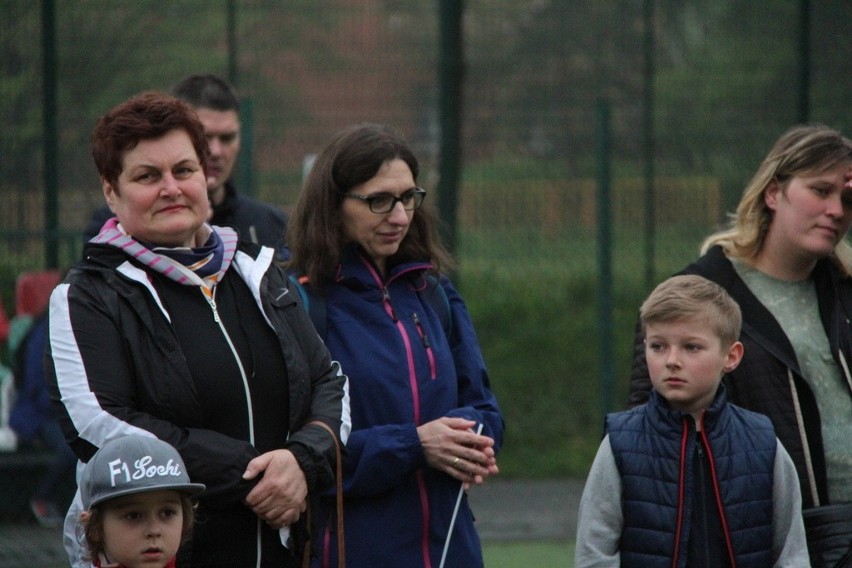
[798,0,810,123]
[643,0,656,290]
[42,0,58,269]
[597,100,614,417]
[437,0,463,258]
[236,97,255,196]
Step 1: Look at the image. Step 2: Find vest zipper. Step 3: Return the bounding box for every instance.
[698,427,736,567]
[696,444,711,562]
[672,419,688,568]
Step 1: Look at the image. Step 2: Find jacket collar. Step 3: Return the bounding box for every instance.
[688,246,800,372]
[336,244,432,290]
[648,383,729,434]
[693,246,852,372]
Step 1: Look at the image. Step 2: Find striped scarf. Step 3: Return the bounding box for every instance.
[91,218,238,299]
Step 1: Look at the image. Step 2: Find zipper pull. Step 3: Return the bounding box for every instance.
[205,294,221,323]
[412,312,431,348]
[382,287,398,322]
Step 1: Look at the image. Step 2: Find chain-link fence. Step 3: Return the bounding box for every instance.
[4,1,849,267]
[2,0,851,474]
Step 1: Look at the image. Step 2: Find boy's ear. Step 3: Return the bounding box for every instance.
[723,341,744,373]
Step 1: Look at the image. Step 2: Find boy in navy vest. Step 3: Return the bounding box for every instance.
[575,274,809,567]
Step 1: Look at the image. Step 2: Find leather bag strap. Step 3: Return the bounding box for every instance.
[302,420,344,568]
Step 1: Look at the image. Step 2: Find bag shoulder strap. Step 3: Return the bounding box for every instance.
[302,420,344,568]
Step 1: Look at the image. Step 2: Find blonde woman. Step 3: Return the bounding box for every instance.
[629,123,852,567]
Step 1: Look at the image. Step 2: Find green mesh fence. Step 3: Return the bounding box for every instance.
[2,0,851,474]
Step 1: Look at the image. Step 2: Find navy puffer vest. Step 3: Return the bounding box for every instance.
[607,387,776,567]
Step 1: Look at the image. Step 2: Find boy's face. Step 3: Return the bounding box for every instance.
[100,489,184,568]
[645,316,743,420]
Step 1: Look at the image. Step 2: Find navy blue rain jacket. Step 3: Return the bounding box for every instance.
[311,246,504,568]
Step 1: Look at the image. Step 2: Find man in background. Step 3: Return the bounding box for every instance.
[83,74,288,259]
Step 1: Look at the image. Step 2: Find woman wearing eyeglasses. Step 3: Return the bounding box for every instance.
[287,123,504,568]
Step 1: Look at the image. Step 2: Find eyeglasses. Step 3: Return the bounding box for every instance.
[344,187,426,214]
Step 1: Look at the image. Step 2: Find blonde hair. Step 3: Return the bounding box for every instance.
[640,274,741,347]
[701,124,852,273]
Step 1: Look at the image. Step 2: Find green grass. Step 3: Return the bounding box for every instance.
[483,540,574,567]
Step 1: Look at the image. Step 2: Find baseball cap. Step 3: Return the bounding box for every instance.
[81,435,205,509]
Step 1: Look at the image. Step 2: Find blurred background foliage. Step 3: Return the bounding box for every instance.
[1,0,850,477]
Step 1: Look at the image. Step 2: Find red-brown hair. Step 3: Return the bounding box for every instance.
[91,90,208,189]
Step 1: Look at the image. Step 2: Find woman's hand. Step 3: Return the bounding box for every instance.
[417,417,499,489]
[243,449,308,529]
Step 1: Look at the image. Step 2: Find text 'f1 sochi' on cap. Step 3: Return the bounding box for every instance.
[80,435,205,509]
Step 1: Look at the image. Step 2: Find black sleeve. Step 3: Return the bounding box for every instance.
[627,315,652,407]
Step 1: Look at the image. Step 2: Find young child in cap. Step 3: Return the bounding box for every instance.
[78,435,205,568]
[574,274,809,567]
